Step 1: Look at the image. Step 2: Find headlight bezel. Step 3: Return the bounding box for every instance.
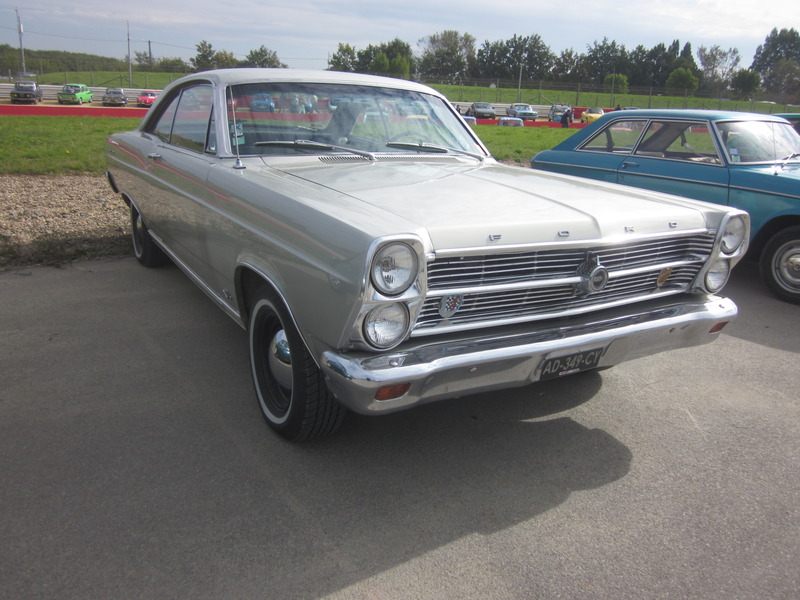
[704,258,731,293]
[363,302,411,349]
[720,215,747,255]
[370,241,419,296]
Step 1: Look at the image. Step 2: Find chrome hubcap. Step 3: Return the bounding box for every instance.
[268,329,293,390]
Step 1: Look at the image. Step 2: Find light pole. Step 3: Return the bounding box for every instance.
[16,8,26,75]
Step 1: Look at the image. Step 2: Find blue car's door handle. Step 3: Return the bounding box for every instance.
[621,161,639,169]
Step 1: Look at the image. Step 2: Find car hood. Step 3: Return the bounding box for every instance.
[264,159,715,250]
[731,162,800,193]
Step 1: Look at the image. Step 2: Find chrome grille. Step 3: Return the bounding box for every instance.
[414,233,715,334]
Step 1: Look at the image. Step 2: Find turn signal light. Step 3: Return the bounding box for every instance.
[708,321,730,334]
[375,383,411,401]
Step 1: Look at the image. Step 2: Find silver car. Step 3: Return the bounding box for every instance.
[105,69,748,441]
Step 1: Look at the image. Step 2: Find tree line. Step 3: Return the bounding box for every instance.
[3,27,798,103]
[329,28,800,103]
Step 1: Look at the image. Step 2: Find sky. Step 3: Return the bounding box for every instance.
[1,1,798,73]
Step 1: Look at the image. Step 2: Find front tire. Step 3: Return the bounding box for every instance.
[248,288,345,441]
[130,203,167,267]
[760,226,800,304]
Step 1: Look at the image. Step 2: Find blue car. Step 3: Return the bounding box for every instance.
[532,109,800,303]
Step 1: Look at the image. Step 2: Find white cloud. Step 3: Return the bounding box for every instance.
[2,0,798,69]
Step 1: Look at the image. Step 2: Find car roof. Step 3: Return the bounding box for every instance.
[161,68,444,99]
[550,108,794,151]
[593,108,788,122]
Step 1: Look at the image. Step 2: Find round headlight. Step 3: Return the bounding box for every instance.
[705,259,731,292]
[363,303,409,349]
[721,216,746,254]
[371,243,418,296]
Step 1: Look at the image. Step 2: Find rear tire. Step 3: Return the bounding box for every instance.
[760,226,800,304]
[130,204,167,267]
[248,287,345,441]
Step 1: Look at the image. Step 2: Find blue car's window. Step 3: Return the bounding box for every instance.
[716,121,800,163]
[635,120,722,164]
[226,82,484,157]
[580,120,647,154]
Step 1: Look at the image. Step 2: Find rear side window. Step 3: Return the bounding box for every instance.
[580,120,647,154]
[635,120,721,164]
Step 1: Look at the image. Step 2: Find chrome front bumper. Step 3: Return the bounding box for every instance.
[320,294,737,415]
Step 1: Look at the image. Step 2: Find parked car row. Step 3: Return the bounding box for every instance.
[6,81,160,108]
[106,68,749,441]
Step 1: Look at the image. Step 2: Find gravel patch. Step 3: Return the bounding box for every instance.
[0,174,131,269]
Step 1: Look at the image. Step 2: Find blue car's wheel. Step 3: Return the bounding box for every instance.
[761,226,800,304]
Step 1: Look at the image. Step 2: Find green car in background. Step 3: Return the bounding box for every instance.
[57,83,93,104]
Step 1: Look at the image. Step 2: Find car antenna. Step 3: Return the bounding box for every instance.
[228,86,245,170]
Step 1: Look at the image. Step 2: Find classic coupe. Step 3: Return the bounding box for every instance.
[136,90,159,107]
[105,70,748,440]
[506,103,538,120]
[531,109,800,303]
[57,83,93,104]
[102,87,128,106]
[580,107,604,124]
[468,102,496,119]
[10,80,42,103]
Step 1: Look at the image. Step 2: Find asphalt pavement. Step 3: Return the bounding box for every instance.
[1,257,798,599]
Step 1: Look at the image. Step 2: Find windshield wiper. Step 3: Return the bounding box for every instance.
[255,139,376,161]
[385,141,485,162]
[773,152,800,172]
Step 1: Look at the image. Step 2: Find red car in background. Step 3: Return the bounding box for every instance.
[136,90,159,108]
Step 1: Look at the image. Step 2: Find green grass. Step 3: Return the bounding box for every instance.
[0,115,574,175]
[474,125,575,164]
[0,116,141,174]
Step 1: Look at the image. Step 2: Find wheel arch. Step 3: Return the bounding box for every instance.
[750,214,800,258]
[235,264,327,370]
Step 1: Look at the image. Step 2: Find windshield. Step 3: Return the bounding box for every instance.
[226,82,484,157]
[716,120,800,163]
[15,82,35,90]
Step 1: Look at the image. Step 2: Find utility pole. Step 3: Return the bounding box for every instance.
[16,8,26,75]
[127,21,133,86]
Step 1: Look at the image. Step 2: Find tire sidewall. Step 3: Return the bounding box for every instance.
[249,295,299,431]
[760,226,800,303]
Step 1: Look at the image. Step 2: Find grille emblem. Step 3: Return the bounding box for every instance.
[576,254,609,296]
[439,294,464,318]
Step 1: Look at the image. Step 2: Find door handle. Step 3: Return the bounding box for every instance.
[621,161,639,169]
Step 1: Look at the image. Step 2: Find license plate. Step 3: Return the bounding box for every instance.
[540,348,604,380]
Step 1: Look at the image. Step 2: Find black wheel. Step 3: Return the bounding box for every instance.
[130,203,167,267]
[760,226,800,304]
[77,98,82,105]
[248,287,345,441]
